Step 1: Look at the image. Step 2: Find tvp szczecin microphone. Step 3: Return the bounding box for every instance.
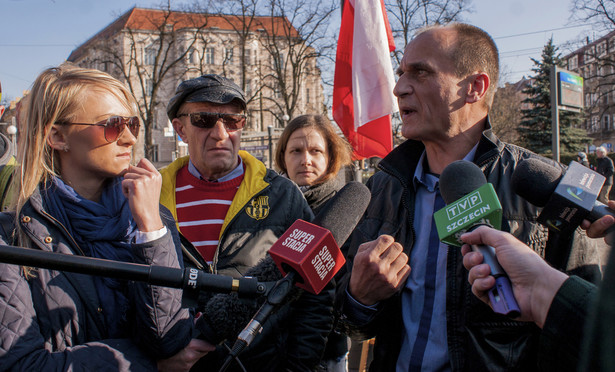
[434,160,520,317]
[511,158,613,234]
[217,181,371,370]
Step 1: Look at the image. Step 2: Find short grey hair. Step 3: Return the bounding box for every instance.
[597,146,608,155]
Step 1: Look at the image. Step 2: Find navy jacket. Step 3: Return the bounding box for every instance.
[0,186,192,371]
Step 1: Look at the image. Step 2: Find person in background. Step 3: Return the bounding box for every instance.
[578,151,590,168]
[596,146,614,203]
[160,75,333,371]
[0,63,208,371]
[274,114,352,371]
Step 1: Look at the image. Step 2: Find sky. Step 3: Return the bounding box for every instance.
[0,0,600,103]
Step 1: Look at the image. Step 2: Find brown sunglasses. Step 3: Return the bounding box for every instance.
[56,116,140,143]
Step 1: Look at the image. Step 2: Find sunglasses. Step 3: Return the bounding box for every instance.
[178,112,246,131]
[57,116,140,143]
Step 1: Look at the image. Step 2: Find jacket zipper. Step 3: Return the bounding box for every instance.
[36,209,86,256]
[211,185,270,274]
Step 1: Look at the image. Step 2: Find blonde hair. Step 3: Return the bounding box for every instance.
[275,114,352,185]
[13,63,137,247]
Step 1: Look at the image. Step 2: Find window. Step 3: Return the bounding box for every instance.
[592,116,600,132]
[151,144,159,163]
[585,46,596,63]
[306,88,310,103]
[245,79,252,97]
[272,53,285,71]
[145,79,153,97]
[604,114,611,130]
[144,46,156,65]
[244,49,252,65]
[224,47,234,64]
[273,82,282,98]
[568,55,578,70]
[187,48,197,64]
[205,48,215,64]
[598,41,607,56]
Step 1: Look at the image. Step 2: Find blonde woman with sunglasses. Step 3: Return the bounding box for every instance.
[0,64,210,371]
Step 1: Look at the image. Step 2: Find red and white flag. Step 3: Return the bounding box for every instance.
[333,0,397,160]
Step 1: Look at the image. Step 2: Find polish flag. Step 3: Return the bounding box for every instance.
[333,0,397,160]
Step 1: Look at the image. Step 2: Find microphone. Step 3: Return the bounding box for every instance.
[0,243,268,297]
[511,158,613,234]
[434,160,520,317]
[210,181,371,368]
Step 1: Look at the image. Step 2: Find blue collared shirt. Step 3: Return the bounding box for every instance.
[187,156,244,182]
[396,147,477,372]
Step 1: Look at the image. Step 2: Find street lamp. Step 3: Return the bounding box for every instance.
[267,125,274,168]
[7,122,16,156]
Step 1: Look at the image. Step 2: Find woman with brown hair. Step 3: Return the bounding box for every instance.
[275,114,352,371]
[275,114,352,213]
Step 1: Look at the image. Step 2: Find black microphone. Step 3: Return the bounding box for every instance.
[436,160,520,317]
[198,181,371,368]
[511,158,615,234]
[0,244,268,297]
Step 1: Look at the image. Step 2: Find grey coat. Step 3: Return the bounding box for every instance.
[0,187,192,371]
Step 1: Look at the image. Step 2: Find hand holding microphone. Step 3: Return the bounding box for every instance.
[435,160,520,317]
[460,226,568,328]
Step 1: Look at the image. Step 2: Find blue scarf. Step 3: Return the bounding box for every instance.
[41,176,137,338]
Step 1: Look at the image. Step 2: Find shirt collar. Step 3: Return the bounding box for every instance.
[412,143,480,191]
[188,156,244,182]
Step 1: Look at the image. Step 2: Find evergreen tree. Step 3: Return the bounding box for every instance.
[517,38,590,155]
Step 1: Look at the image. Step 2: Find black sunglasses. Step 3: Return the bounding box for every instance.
[57,116,140,143]
[178,112,246,131]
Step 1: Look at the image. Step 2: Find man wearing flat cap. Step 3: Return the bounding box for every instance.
[159,74,332,371]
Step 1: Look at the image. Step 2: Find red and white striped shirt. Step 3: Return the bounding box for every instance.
[175,166,243,263]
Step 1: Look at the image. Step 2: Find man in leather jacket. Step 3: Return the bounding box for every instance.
[337,23,602,371]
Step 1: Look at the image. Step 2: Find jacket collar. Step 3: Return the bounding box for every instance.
[379,116,504,187]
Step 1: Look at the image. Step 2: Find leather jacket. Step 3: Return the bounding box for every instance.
[338,126,602,371]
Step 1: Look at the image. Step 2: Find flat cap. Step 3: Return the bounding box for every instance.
[167,74,247,120]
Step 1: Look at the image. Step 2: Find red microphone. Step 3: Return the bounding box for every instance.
[218,182,371,371]
[268,219,345,295]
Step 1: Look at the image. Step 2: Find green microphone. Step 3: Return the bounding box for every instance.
[434,160,520,317]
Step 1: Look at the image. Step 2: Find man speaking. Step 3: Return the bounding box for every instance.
[337,23,602,371]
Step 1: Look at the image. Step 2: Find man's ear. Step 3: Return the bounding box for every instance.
[47,124,68,151]
[172,118,187,142]
[466,72,490,104]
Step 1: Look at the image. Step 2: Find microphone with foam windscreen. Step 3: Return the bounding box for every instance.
[434,160,520,317]
[511,158,614,235]
[196,181,371,357]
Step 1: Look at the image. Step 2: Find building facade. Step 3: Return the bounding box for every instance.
[67,7,324,166]
[565,30,615,152]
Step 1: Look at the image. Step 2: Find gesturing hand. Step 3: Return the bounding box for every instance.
[348,235,411,306]
[122,158,163,232]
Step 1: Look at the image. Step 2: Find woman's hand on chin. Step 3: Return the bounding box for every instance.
[122,158,164,232]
